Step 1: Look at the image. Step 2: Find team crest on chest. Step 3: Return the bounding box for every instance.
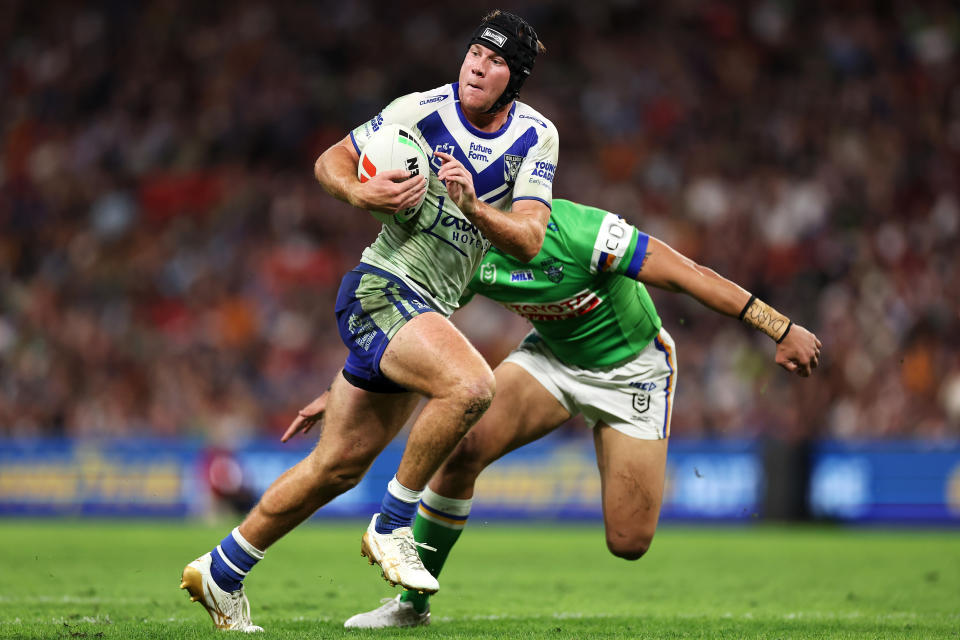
[480,263,497,284]
[541,257,565,283]
[503,154,523,184]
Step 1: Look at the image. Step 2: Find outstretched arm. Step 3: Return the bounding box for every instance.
[637,237,822,377]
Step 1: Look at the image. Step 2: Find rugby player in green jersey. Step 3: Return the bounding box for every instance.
[287,199,821,628]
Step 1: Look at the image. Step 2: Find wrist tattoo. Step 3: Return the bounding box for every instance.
[739,296,792,342]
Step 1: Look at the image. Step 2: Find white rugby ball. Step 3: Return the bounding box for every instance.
[357,123,430,224]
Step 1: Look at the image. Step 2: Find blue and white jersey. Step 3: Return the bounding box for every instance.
[350,82,559,315]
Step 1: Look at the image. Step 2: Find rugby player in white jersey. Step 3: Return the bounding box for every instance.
[179,10,558,632]
[285,200,822,628]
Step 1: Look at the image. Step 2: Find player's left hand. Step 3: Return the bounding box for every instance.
[775,324,822,378]
[280,391,330,442]
[434,151,479,216]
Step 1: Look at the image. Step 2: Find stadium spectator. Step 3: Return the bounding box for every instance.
[1,2,957,444]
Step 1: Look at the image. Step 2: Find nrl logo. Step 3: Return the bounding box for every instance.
[503,154,523,184]
[632,393,650,414]
[480,263,496,284]
[541,257,564,283]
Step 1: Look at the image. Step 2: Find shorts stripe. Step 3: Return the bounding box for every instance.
[418,502,468,529]
[384,284,413,321]
[653,335,675,438]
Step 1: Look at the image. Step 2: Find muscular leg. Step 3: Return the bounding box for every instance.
[430,362,572,499]
[378,312,500,492]
[239,372,421,550]
[593,426,668,560]
[394,362,571,613]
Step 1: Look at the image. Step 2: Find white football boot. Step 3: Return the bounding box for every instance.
[344,594,431,628]
[360,513,439,594]
[180,552,264,632]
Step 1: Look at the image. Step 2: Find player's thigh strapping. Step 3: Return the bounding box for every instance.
[334,264,438,392]
[503,328,677,439]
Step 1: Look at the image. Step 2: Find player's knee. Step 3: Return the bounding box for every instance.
[453,370,496,424]
[606,531,654,561]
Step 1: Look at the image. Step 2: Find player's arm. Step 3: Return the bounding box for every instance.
[435,150,548,262]
[314,135,426,214]
[637,236,822,377]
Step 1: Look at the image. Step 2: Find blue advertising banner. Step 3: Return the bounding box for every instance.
[1,437,957,523]
[0,439,200,517]
[809,440,960,522]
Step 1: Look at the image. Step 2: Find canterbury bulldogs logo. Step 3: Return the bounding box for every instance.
[479,28,507,47]
[504,154,523,184]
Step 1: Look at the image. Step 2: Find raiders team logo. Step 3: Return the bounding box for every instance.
[632,393,650,414]
[504,154,523,184]
[480,263,497,284]
[541,257,564,283]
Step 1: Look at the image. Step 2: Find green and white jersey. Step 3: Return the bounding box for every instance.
[465,199,661,368]
[350,83,559,315]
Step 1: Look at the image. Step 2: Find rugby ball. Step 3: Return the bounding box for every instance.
[357,123,430,224]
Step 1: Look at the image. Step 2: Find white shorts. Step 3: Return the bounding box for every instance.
[503,328,678,440]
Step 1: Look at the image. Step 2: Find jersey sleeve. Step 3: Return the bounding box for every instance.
[510,119,558,209]
[587,211,650,279]
[349,92,425,154]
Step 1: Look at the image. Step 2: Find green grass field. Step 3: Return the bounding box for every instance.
[0,520,957,639]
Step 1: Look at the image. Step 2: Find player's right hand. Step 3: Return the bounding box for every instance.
[280,391,330,443]
[357,170,427,215]
[775,325,822,378]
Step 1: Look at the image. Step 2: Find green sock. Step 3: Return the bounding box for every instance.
[401,488,472,613]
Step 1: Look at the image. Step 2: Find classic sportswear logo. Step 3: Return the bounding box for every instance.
[479,28,507,47]
[419,95,448,105]
[518,114,547,128]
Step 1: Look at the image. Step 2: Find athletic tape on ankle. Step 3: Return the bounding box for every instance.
[738,295,792,343]
[231,527,265,560]
[388,476,423,503]
[421,487,473,516]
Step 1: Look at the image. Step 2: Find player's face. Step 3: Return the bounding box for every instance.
[458,44,511,114]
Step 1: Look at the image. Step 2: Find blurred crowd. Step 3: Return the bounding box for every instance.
[2,0,958,442]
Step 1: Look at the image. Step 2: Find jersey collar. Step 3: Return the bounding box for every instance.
[452,82,516,140]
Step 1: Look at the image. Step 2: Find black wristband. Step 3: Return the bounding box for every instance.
[775,321,793,344]
[738,294,757,322]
